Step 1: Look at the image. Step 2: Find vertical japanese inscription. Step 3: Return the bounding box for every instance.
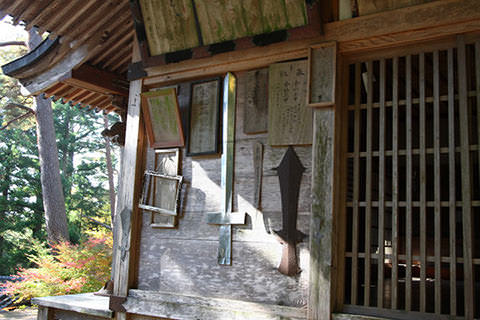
[268,60,313,146]
[242,69,269,134]
[188,79,221,155]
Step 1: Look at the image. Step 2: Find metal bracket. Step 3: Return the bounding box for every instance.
[109,295,127,313]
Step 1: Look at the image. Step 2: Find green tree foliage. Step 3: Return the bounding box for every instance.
[0,42,119,275]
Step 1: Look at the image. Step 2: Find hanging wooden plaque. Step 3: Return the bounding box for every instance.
[268,60,313,146]
[141,88,185,148]
[187,78,221,156]
[241,69,269,134]
[307,42,337,107]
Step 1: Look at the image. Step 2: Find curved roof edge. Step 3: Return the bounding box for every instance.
[1,37,59,77]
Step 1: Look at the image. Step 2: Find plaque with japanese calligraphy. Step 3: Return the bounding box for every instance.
[308,42,336,107]
[241,69,269,134]
[141,88,185,148]
[187,78,221,156]
[268,60,313,146]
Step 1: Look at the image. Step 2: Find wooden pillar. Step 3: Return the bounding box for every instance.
[37,306,53,320]
[111,40,145,320]
[308,107,336,319]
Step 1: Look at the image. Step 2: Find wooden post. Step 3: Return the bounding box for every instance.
[37,306,53,320]
[111,40,145,320]
[309,107,336,319]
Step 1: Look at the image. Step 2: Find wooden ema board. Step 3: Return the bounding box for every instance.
[239,69,269,134]
[187,79,221,156]
[308,42,336,107]
[268,60,313,146]
[141,88,184,148]
[139,0,199,56]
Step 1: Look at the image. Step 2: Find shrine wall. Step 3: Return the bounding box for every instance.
[136,66,312,308]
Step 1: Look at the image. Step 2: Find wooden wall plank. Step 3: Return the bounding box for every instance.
[137,238,309,307]
[192,0,307,46]
[391,56,399,310]
[433,50,441,315]
[139,0,199,56]
[377,58,386,309]
[126,290,306,320]
[356,0,437,16]
[476,41,480,200]
[364,61,373,307]
[447,47,457,316]
[405,54,412,312]
[309,108,335,319]
[351,63,361,306]
[456,35,474,320]
[418,52,427,313]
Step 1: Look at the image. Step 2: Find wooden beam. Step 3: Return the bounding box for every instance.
[64,64,128,97]
[143,0,480,87]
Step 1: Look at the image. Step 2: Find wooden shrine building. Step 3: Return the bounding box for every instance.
[1,0,480,319]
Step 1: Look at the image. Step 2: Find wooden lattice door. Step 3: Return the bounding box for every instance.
[342,36,480,319]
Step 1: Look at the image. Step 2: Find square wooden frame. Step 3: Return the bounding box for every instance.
[307,41,337,108]
[139,170,183,228]
[141,88,185,148]
[186,77,222,156]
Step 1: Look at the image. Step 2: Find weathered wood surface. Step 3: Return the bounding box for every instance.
[125,290,307,320]
[356,0,436,16]
[238,69,269,134]
[308,43,336,106]
[52,310,109,320]
[139,0,199,55]
[144,0,480,86]
[188,79,220,155]
[137,239,309,306]
[33,293,112,319]
[308,108,334,319]
[137,67,312,309]
[193,0,307,46]
[37,306,53,320]
[253,141,264,209]
[268,60,313,146]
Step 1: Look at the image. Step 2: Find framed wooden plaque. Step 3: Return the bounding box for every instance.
[187,78,221,156]
[268,60,313,146]
[141,88,185,148]
[307,42,337,107]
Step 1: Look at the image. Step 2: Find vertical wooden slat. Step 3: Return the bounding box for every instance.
[351,62,361,305]
[447,47,457,316]
[364,61,373,307]
[377,58,386,309]
[405,54,413,312]
[476,41,480,198]
[419,52,427,313]
[391,57,399,310]
[433,50,442,315]
[457,35,474,320]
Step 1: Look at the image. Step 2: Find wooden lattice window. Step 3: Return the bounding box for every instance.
[343,36,480,319]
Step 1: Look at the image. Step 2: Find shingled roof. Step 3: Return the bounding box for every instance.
[0,0,133,114]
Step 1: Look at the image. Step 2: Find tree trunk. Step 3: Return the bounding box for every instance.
[103,115,116,226]
[34,94,69,243]
[29,29,69,244]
